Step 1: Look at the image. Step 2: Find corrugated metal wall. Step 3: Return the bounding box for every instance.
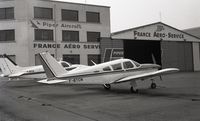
[161,41,193,71]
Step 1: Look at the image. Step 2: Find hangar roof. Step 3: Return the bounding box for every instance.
[111,22,200,42]
[184,27,200,38]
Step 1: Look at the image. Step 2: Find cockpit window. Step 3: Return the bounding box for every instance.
[123,61,134,69]
[111,63,122,71]
[61,62,70,67]
[132,61,140,67]
[103,66,111,71]
[65,67,76,71]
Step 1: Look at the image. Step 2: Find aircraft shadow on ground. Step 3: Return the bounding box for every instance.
[2,79,200,101]
[38,85,200,102]
[2,81,48,89]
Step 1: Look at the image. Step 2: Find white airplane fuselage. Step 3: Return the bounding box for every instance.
[13,65,46,79]
[0,56,87,79]
[38,52,179,92]
[53,59,160,85]
[60,68,158,85]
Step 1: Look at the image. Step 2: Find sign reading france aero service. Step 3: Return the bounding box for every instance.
[133,24,185,41]
[33,43,100,50]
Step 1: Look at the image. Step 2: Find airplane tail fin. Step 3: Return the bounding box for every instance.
[38,52,67,79]
[0,54,19,76]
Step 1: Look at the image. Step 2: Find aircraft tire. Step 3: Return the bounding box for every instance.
[151,83,157,89]
[130,87,138,93]
[103,84,111,90]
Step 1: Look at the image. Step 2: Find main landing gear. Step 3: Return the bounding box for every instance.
[151,82,157,89]
[103,80,157,93]
[150,79,157,89]
[103,84,111,90]
[130,86,139,93]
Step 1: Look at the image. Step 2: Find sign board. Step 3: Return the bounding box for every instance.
[111,23,200,42]
[103,48,124,62]
[133,25,185,41]
[33,43,100,50]
[30,20,82,29]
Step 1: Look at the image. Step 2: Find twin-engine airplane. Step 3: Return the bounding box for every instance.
[38,52,179,93]
[0,54,87,79]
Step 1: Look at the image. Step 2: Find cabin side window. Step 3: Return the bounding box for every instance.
[123,61,134,69]
[111,63,122,71]
[103,66,111,71]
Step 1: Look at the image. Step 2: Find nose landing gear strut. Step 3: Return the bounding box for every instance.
[130,81,138,93]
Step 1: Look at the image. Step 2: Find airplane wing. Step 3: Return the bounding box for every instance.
[113,68,179,84]
[38,79,67,84]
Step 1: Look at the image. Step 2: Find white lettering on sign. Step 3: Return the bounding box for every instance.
[112,51,124,57]
[112,49,124,57]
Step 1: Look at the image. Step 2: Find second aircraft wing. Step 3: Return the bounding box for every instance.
[112,68,179,84]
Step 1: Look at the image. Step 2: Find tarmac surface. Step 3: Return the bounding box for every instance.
[0,72,200,121]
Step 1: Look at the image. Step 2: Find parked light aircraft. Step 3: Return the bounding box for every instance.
[38,52,179,93]
[0,54,87,79]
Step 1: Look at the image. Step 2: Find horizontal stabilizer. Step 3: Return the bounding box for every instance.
[38,79,67,84]
[114,68,179,83]
[9,72,25,77]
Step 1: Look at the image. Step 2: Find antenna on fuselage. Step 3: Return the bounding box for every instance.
[91,60,97,65]
[151,53,156,64]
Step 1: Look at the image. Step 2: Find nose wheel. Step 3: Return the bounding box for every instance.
[130,81,138,93]
[130,86,139,93]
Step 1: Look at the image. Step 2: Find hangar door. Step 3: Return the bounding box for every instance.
[161,41,193,71]
[124,40,161,65]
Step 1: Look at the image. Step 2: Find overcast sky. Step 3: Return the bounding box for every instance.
[56,0,200,32]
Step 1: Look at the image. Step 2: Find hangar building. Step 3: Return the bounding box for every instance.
[0,0,110,66]
[101,22,200,71]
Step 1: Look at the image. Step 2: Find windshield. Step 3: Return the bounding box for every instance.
[61,62,70,67]
[123,61,134,69]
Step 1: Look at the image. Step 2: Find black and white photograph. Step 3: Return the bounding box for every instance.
[0,0,200,120]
